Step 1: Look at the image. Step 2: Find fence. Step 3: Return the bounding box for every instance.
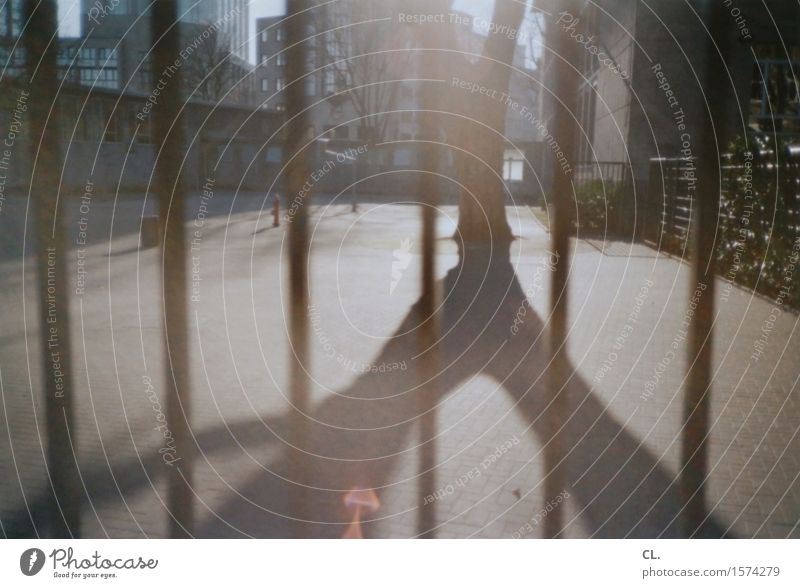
[16,0,736,539]
[646,151,800,308]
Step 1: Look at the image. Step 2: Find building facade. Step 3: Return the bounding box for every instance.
[542,0,800,236]
[254,3,542,201]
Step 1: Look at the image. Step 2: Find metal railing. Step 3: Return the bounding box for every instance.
[18,0,739,540]
[645,157,696,248]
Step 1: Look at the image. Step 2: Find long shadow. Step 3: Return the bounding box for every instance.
[3,246,728,538]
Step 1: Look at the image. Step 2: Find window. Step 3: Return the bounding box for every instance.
[261,30,268,43]
[276,78,285,91]
[266,146,283,163]
[261,78,269,92]
[138,51,153,89]
[261,54,268,66]
[276,103,286,112]
[324,69,336,94]
[277,27,284,41]
[277,53,286,66]
[750,47,800,133]
[305,76,315,97]
[79,47,97,65]
[503,148,524,182]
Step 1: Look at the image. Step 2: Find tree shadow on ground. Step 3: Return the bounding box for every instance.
[4,246,728,538]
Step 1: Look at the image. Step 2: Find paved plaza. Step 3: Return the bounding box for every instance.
[0,195,798,538]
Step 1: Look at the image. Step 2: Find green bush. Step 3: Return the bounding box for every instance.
[573,180,625,237]
[716,135,800,309]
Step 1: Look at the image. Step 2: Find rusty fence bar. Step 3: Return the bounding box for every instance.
[416,86,441,539]
[152,0,193,538]
[285,0,313,538]
[24,0,81,538]
[544,0,582,540]
[680,0,731,538]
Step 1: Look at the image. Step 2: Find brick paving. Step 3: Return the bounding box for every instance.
[0,197,798,538]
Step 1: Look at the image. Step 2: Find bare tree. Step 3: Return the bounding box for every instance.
[316,0,409,145]
[181,30,247,104]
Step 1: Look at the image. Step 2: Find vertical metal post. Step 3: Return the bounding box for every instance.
[152,0,193,538]
[680,0,730,537]
[416,135,439,539]
[285,0,313,537]
[413,11,444,537]
[545,0,581,539]
[24,0,81,538]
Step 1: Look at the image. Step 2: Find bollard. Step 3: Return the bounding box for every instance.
[272,193,281,227]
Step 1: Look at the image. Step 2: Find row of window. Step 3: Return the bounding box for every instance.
[260,27,285,43]
[260,77,286,92]
[259,76,319,96]
[59,100,150,144]
[258,69,354,98]
[76,67,119,89]
[58,46,119,67]
[260,53,286,66]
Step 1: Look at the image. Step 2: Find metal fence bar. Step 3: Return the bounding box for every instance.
[152,0,193,538]
[24,0,81,538]
[545,0,582,539]
[284,0,313,537]
[681,0,731,537]
[416,80,441,540]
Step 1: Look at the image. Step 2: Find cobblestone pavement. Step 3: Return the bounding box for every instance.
[0,197,797,538]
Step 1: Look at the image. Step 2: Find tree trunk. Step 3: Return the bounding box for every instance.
[451,0,526,248]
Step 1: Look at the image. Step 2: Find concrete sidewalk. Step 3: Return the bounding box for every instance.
[0,201,797,538]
